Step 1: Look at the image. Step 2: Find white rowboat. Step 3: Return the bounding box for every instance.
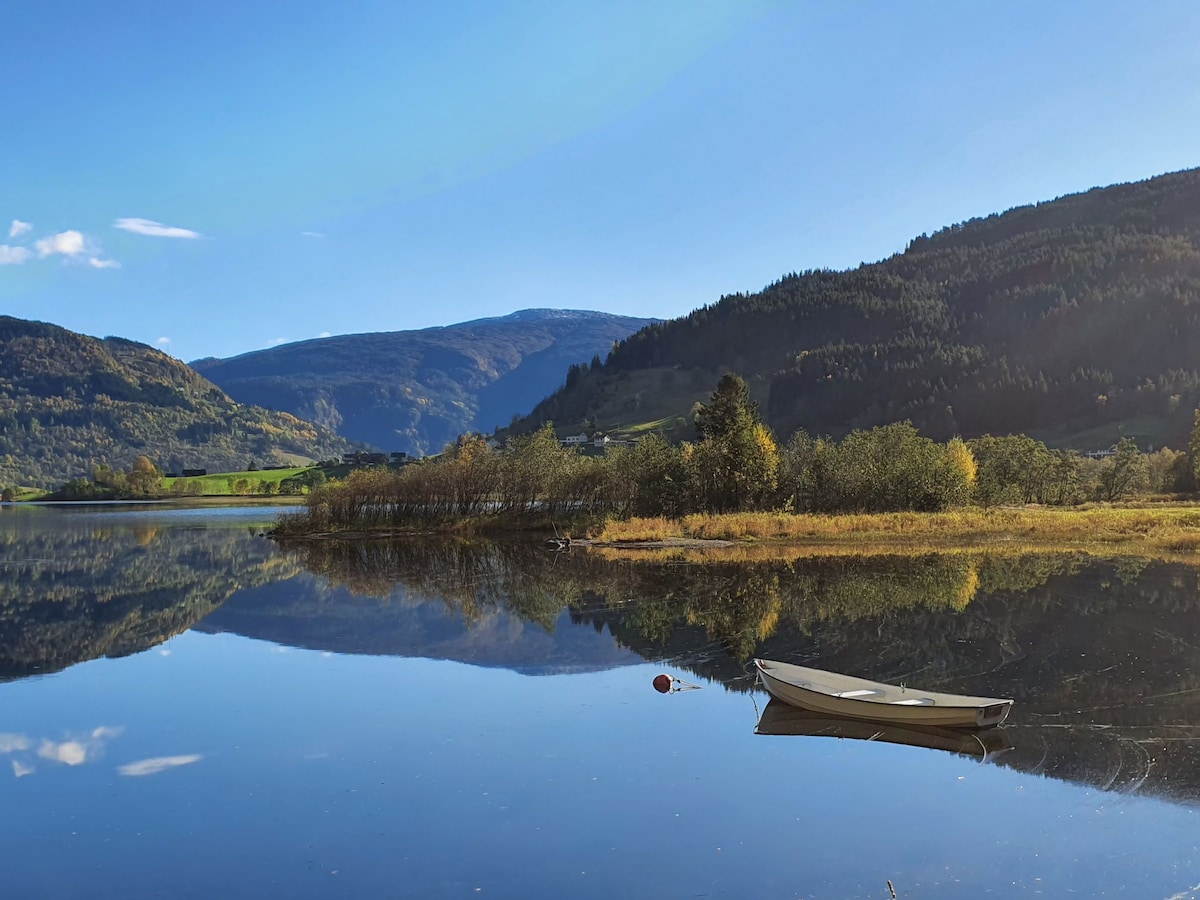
[754,658,1013,729]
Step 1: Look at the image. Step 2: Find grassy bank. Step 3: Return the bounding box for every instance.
[590,507,1200,557]
[162,466,319,496]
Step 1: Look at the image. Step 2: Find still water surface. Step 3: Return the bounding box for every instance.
[2,505,1199,897]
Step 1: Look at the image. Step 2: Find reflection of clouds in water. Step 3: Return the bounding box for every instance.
[118,755,202,777]
[38,740,89,766]
[0,733,32,753]
[0,726,123,776]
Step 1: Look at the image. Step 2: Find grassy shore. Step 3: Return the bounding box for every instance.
[589,507,1200,558]
[162,466,317,496]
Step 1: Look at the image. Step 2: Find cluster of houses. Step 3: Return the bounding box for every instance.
[560,432,639,450]
[342,451,410,467]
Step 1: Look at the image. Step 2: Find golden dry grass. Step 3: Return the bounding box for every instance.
[590,506,1200,561]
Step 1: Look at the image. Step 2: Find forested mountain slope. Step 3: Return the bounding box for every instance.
[524,168,1200,449]
[0,316,352,488]
[192,309,655,455]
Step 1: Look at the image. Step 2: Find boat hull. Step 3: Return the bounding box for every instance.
[755,659,1012,729]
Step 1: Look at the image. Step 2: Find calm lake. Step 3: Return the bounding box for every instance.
[2,505,1199,898]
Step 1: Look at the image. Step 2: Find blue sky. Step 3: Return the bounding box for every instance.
[4,0,1200,362]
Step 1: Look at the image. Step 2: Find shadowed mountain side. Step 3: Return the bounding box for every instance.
[0,513,297,681]
[518,167,1200,450]
[193,575,643,675]
[192,309,656,454]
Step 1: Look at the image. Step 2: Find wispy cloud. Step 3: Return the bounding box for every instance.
[155,337,171,347]
[266,337,289,347]
[88,257,121,269]
[9,219,32,239]
[301,231,325,238]
[12,761,33,778]
[118,754,203,777]
[318,331,332,338]
[35,230,87,258]
[0,245,32,265]
[114,218,201,239]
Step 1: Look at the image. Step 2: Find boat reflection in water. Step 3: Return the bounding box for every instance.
[754,698,1014,762]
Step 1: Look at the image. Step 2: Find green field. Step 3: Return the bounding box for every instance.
[5,486,51,501]
[163,466,320,496]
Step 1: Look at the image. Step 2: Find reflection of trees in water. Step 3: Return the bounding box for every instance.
[0,519,294,680]
[283,539,1096,666]
[284,538,1200,719]
[278,538,1200,803]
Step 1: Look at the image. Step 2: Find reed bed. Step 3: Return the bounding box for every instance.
[591,506,1200,558]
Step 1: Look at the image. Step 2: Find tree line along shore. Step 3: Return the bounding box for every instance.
[270,374,1200,553]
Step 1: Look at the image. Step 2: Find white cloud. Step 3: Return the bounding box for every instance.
[35,230,86,258]
[118,754,202,777]
[0,245,32,265]
[88,257,121,269]
[38,739,89,766]
[318,331,332,338]
[301,231,325,238]
[155,337,171,347]
[92,726,124,740]
[266,337,289,347]
[114,218,201,239]
[0,733,31,753]
[9,219,32,239]
[12,761,34,778]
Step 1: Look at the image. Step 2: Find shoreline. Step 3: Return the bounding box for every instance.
[268,504,1200,559]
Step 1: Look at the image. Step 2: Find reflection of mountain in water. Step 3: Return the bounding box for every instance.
[7,517,1200,806]
[268,539,1200,806]
[0,510,294,680]
[195,574,642,675]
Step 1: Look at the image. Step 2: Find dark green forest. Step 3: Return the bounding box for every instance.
[0,316,353,488]
[523,167,1200,450]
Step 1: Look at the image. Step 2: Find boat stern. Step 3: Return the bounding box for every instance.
[976,701,1013,728]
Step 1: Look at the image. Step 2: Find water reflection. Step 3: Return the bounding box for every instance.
[6,513,1200,808]
[0,507,293,680]
[754,699,1015,760]
[262,538,1200,805]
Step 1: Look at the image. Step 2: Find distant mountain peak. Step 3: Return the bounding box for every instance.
[194,308,656,455]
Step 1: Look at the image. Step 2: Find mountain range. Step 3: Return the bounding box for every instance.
[521,167,1200,451]
[9,165,1200,489]
[192,309,656,454]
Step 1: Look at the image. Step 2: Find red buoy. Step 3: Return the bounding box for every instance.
[652,673,673,694]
